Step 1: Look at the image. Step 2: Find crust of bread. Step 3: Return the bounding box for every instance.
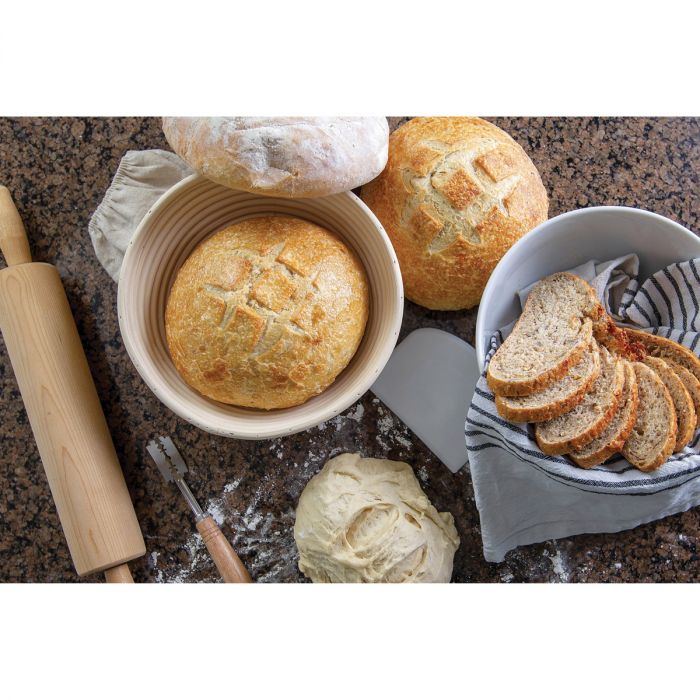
[595,317,647,360]
[624,328,700,382]
[360,117,548,310]
[622,362,677,472]
[535,354,625,455]
[494,343,601,422]
[165,216,369,409]
[643,357,696,451]
[162,117,390,198]
[570,361,639,468]
[666,359,700,428]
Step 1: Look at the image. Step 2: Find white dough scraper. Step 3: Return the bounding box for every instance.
[370,328,481,473]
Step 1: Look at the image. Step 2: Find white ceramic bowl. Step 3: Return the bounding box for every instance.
[476,206,700,369]
[118,175,403,439]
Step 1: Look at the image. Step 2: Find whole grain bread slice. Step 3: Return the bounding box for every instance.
[569,361,639,468]
[495,341,601,423]
[535,346,625,455]
[487,272,603,397]
[622,362,677,471]
[643,357,696,452]
[625,328,700,383]
[665,359,700,428]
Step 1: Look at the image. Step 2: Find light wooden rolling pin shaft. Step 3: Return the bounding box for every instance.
[0,186,145,581]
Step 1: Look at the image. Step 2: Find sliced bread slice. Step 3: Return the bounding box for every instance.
[643,357,696,452]
[622,362,677,472]
[487,272,602,397]
[625,328,700,383]
[535,346,625,455]
[495,341,601,423]
[569,361,639,468]
[665,359,700,428]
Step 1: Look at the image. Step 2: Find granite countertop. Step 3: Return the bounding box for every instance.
[1,117,700,583]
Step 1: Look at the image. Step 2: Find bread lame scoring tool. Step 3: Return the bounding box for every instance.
[147,436,252,583]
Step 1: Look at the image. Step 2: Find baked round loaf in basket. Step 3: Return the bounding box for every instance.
[361,117,548,310]
[165,215,369,409]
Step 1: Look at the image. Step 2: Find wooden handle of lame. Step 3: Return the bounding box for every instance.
[0,186,32,266]
[196,516,252,583]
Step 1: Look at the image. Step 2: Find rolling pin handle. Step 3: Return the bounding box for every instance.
[0,186,32,267]
[104,563,135,583]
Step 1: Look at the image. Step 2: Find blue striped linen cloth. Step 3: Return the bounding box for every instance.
[466,255,700,562]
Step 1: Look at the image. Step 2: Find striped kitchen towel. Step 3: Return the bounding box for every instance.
[466,254,700,563]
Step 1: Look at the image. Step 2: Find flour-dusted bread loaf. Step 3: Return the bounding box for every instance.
[643,357,696,451]
[495,341,601,423]
[162,117,390,198]
[665,360,700,428]
[624,328,700,382]
[360,117,548,310]
[622,362,677,471]
[165,216,369,409]
[570,361,639,468]
[487,272,603,397]
[535,347,625,455]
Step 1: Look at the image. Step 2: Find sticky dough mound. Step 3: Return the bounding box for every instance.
[294,453,460,583]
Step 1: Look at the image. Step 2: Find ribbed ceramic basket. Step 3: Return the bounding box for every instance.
[118,175,403,439]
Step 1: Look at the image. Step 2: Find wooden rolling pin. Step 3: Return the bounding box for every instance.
[0,186,145,581]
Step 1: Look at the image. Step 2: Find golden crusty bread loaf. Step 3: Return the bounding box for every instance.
[165,216,369,409]
[360,117,548,310]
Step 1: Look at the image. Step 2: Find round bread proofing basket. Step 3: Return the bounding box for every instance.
[117,175,403,439]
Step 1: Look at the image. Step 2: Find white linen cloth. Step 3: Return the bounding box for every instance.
[466,253,700,562]
[89,150,193,281]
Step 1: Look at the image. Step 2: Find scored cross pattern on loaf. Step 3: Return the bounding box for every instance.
[400,138,522,252]
[202,240,324,359]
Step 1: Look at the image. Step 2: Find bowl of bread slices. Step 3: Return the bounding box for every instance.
[477,206,700,473]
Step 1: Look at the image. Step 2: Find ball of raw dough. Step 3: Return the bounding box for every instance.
[294,453,460,583]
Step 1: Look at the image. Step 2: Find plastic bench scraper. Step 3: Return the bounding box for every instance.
[370,328,480,473]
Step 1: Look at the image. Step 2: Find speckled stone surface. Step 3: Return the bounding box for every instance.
[1,117,700,583]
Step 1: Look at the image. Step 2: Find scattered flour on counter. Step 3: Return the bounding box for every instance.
[394,433,412,449]
[223,478,241,494]
[207,497,226,526]
[345,404,365,421]
[374,404,414,453]
[547,545,571,582]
